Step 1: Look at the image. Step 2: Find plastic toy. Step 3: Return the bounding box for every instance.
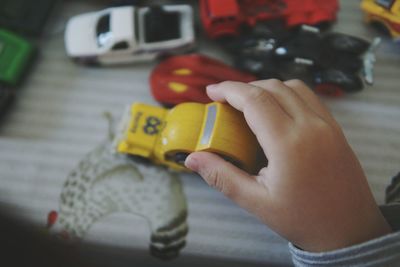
[150,54,256,106]
[0,0,58,36]
[47,140,188,259]
[361,0,400,41]
[65,5,195,65]
[199,0,339,39]
[0,29,35,87]
[113,102,259,172]
[226,25,379,96]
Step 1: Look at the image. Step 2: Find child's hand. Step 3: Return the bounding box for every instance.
[185,79,391,252]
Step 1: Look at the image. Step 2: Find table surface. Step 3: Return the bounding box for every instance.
[0,1,399,266]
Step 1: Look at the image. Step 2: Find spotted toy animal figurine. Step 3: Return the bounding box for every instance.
[47,140,188,259]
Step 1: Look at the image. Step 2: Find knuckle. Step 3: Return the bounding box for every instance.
[254,79,283,91]
[203,167,223,189]
[265,78,283,87]
[247,88,271,106]
[299,117,333,139]
[286,79,307,88]
[203,168,235,197]
[221,180,236,198]
[313,118,332,133]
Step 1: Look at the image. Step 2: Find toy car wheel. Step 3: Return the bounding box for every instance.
[323,33,370,54]
[369,21,392,37]
[167,152,189,165]
[314,83,345,97]
[72,56,98,66]
[314,69,363,96]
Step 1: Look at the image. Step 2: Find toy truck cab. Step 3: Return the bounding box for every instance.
[200,0,242,38]
[361,0,400,40]
[114,102,259,172]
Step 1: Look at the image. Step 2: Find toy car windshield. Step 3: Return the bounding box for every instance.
[376,0,394,8]
[96,14,112,47]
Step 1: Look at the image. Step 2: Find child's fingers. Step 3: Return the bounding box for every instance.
[206,81,291,151]
[283,80,337,124]
[249,79,314,120]
[206,81,288,117]
[185,151,268,214]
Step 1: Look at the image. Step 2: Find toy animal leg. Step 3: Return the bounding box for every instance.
[149,210,188,259]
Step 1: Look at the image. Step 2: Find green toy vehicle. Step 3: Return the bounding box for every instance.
[0,29,35,87]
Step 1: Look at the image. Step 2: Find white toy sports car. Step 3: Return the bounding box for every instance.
[65,5,195,65]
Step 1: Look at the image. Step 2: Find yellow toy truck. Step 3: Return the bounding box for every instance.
[113,102,259,172]
[361,0,400,40]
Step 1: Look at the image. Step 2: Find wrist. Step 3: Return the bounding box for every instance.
[298,205,392,252]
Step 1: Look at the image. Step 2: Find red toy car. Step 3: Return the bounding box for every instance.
[200,0,339,39]
[150,54,256,105]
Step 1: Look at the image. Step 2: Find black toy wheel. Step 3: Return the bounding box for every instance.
[313,69,363,96]
[323,33,370,54]
[166,152,189,165]
[369,21,392,37]
[73,56,98,66]
[314,83,345,97]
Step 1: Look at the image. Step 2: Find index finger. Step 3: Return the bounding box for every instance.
[206,81,292,152]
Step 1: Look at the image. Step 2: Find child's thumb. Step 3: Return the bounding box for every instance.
[185,151,265,210]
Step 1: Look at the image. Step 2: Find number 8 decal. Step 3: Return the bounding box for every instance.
[143,116,161,135]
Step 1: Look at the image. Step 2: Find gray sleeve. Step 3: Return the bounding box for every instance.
[289,204,400,267]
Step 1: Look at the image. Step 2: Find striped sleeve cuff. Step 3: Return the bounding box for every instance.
[289,230,400,267]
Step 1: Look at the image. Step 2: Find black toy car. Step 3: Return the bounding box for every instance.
[225,25,379,96]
